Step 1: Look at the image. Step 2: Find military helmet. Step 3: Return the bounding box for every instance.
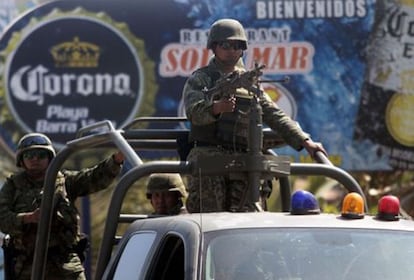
[146,173,188,199]
[16,133,56,167]
[207,18,248,50]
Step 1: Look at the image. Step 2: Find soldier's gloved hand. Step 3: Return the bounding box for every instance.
[113,152,125,165]
[303,139,328,160]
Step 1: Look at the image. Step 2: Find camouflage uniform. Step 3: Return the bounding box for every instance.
[183,57,309,213]
[0,156,122,279]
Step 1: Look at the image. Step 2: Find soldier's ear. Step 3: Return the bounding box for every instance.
[211,44,218,54]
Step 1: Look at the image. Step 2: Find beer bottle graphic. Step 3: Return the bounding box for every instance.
[354,0,414,168]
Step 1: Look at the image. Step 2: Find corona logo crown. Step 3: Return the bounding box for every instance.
[50,37,100,68]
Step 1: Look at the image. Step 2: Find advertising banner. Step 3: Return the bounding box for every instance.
[1,0,411,171]
[354,0,414,170]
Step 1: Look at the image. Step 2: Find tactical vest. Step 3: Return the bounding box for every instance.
[216,94,252,150]
[9,172,80,252]
[189,65,253,150]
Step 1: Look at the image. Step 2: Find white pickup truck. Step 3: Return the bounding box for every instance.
[31,118,414,280]
[102,210,414,280]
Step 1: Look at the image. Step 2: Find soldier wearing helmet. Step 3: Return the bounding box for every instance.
[182,18,327,213]
[206,18,247,51]
[146,173,188,215]
[0,133,125,279]
[15,133,56,169]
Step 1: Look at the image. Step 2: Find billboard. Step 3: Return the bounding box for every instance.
[1,0,412,171]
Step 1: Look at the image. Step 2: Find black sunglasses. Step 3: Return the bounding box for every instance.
[23,150,50,160]
[217,41,244,50]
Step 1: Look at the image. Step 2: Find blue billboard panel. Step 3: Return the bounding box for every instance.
[2,0,411,171]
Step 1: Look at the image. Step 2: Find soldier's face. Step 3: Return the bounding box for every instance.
[214,40,243,67]
[151,191,179,214]
[21,149,50,174]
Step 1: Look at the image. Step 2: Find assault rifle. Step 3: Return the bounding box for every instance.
[203,63,290,102]
[203,63,266,102]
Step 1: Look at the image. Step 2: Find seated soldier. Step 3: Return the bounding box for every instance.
[146,173,188,215]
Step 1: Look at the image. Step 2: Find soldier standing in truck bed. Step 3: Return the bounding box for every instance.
[182,18,327,213]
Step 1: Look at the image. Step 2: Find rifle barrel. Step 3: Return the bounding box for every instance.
[259,76,290,84]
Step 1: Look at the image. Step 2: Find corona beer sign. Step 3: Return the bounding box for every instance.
[0,7,156,149]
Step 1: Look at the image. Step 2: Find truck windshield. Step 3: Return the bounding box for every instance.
[204,228,414,280]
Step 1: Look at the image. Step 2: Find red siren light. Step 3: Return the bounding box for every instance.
[376,195,400,221]
[341,192,364,219]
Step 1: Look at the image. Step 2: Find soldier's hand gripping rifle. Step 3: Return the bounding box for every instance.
[203,63,266,102]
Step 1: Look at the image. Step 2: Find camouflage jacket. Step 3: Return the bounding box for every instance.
[182,57,309,150]
[0,156,122,253]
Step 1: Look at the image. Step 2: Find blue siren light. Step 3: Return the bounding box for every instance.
[290,190,320,215]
